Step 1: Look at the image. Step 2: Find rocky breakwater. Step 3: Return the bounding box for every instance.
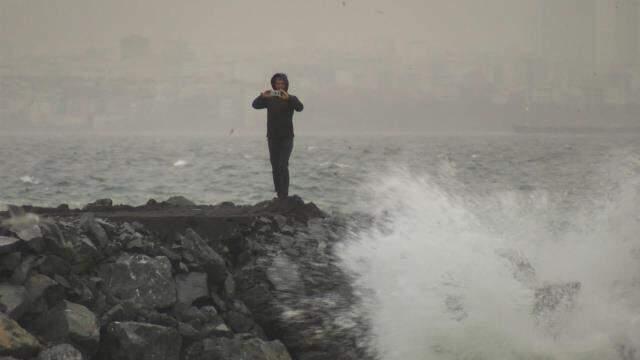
[0,196,370,360]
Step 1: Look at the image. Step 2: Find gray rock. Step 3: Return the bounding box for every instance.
[0,252,21,272]
[223,310,256,333]
[25,273,65,308]
[40,224,100,273]
[100,304,126,326]
[104,321,182,360]
[83,199,112,210]
[175,272,209,307]
[37,343,83,360]
[272,215,288,231]
[36,255,71,277]
[79,213,109,249]
[223,274,235,298]
[177,321,200,340]
[0,284,28,319]
[10,255,37,285]
[100,253,176,309]
[14,224,45,253]
[164,196,196,207]
[0,237,21,255]
[198,320,232,338]
[32,300,99,356]
[184,335,292,360]
[180,229,227,284]
[0,313,42,358]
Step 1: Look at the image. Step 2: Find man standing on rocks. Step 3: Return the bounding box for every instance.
[252,73,304,200]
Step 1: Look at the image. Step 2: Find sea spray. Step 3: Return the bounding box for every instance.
[338,162,640,360]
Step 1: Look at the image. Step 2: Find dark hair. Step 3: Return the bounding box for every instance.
[270,73,289,91]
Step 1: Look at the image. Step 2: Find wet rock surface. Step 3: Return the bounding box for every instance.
[0,196,370,360]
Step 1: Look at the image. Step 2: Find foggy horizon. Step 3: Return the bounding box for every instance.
[1,0,639,134]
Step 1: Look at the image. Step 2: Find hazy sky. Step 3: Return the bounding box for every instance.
[1,0,536,57]
[1,0,638,134]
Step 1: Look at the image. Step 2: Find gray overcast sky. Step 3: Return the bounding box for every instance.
[1,0,638,134]
[1,0,535,56]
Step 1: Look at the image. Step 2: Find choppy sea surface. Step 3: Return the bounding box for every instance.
[3,133,640,359]
[2,133,639,212]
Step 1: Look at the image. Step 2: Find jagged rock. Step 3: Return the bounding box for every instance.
[223,310,257,333]
[134,308,178,328]
[209,292,227,312]
[13,223,45,253]
[25,273,65,308]
[43,226,100,274]
[10,255,37,285]
[164,196,196,207]
[184,334,292,360]
[83,199,112,210]
[65,276,94,305]
[180,229,227,285]
[79,213,109,249]
[100,304,126,326]
[32,300,99,356]
[0,237,21,255]
[103,321,182,360]
[0,284,28,319]
[177,321,200,341]
[36,255,71,277]
[223,275,235,298]
[0,313,42,358]
[37,343,83,360]
[99,253,176,309]
[0,253,21,273]
[175,272,209,307]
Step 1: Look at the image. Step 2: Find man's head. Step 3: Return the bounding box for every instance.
[271,73,289,91]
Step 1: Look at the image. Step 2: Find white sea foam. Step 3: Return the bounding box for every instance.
[173,159,188,167]
[20,175,40,184]
[339,161,640,360]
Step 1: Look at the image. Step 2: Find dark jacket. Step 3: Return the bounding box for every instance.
[252,93,304,139]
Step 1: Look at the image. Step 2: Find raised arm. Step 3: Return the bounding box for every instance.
[290,95,304,112]
[252,94,268,109]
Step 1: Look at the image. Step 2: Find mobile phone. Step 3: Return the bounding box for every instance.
[270,90,282,97]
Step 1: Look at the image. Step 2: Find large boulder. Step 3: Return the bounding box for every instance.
[25,273,66,309]
[0,313,42,358]
[40,223,100,273]
[102,321,181,360]
[175,272,209,307]
[0,285,28,320]
[32,300,99,356]
[99,253,176,309]
[37,343,83,360]
[83,199,113,211]
[163,196,196,207]
[179,230,227,285]
[0,237,21,255]
[79,213,109,249]
[184,334,292,360]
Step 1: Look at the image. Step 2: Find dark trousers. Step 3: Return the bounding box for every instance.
[268,136,294,198]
